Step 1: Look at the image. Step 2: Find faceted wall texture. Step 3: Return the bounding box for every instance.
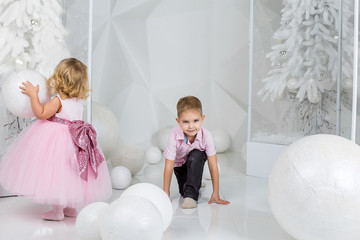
[89,0,249,150]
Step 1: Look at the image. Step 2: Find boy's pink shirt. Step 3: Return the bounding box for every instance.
[164,126,216,167]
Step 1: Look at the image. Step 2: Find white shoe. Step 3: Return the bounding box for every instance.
[181,197,197,209]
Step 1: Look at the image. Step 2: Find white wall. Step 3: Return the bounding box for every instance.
[90,0,250,151]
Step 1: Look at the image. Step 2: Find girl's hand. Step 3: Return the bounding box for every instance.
[208,193,230,205]
[19,81,39,97]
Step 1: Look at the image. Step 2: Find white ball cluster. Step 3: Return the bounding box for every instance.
[76,183,173,240]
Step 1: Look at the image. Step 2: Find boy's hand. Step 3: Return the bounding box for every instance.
[208,193,230,205]
[164,189,170,198]
[163,189,172,203]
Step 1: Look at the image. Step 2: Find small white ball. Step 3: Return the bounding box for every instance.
[76,202,109,240]
[307,89,322,104]
[145,146,162,164]
[99,195,163,240]
[269,134,360,240]
[2,70,50,118]
[120,183,173,231]
[211,129,231,153]
[110,166,132,190]
[111,143,145,176]
[203,161,221,180]
[156,127,173,151]
[92,102,120,158]
[286,77,298,91]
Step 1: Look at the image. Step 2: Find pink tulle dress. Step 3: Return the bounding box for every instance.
[0,96,112,208]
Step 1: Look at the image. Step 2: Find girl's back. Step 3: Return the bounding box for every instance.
[55,96,83,121]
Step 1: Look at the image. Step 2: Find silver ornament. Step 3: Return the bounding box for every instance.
[318,72,325,79]
[342,78,353,90]
[30,19,42,31]
[272,62,281,68]
[279,50,287,58]
[30,19,38,25]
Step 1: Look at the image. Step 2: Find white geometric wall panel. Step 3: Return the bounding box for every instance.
[89,0,249,150]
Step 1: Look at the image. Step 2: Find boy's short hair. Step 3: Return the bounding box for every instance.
[177,96,203,117]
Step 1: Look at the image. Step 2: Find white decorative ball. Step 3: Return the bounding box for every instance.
[110,166,132,190]
[92,102,120,158]
[120,183,173,231]
[145,146,162,164]
[14,57,26,70]
[203,161,220,180]
[286,77,298,91]
[76,202,109,240]
[308,89,322,103]
[2,70,50,118]
[143,163,163,185]
[111,143,145,176]
[211,129,231,153]
[269,134,360,240]
[156,127,173,151]
[99,195,163,240]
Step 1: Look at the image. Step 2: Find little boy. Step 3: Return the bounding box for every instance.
[163,96,230,208]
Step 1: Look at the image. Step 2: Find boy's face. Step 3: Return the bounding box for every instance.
[176,110,205,139]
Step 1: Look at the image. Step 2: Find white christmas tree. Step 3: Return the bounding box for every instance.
[257,0,354,135]
[0,0,70,79]
[258,0,354,104]
[0,0,71,144]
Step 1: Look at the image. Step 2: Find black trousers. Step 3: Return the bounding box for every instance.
[174,149,207,201]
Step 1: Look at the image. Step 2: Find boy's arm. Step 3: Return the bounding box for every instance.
[163,158,175,198]
[207,154,230,205]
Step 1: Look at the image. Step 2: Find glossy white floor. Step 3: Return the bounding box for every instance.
[0,152,295,240]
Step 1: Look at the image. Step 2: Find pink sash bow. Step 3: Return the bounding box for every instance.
[48,116,104,181]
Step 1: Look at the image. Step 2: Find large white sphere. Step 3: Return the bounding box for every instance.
[120,183,173,231]
[111,143,145,176]
[156,127,173,151]
[211,129,231,153]
[76,202,109,240]
[202,161,220,180]
[110,166,132,190]
[2,70,50,118]
[143,163,163,185]
[269,134,360,240]
[145,146,162,164]
[99,195,163,240]
[92,102,120,158]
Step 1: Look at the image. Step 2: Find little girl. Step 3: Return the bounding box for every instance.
[0,58,112,221]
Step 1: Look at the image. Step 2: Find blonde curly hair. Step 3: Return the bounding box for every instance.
[47,58,90,99]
